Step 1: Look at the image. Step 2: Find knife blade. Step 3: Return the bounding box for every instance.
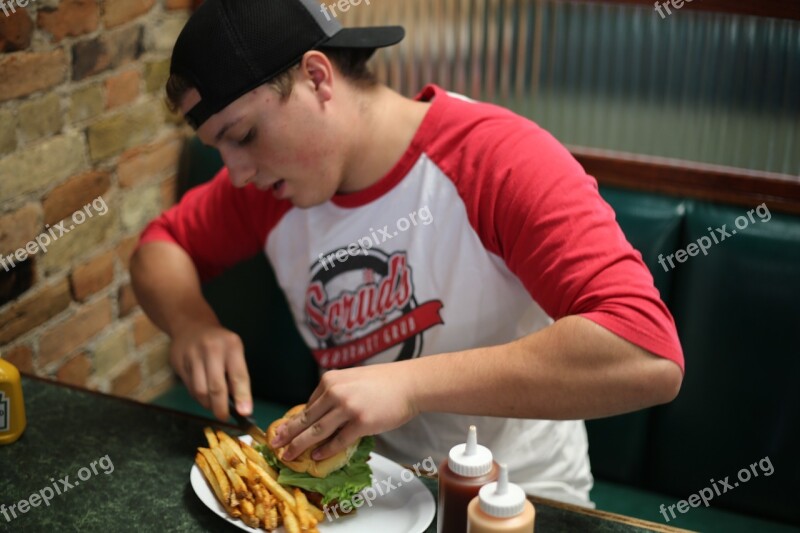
[228,397,269,446]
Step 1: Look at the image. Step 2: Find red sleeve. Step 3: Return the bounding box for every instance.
[428,90,684,370]
[138,167,290,281]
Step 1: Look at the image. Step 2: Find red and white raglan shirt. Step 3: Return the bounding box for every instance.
[140,85,684,505]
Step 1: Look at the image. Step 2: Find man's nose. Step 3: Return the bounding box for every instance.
[222,153,256,188]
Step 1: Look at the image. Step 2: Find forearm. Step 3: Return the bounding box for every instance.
[130,241,220,337]
[407,315,683,420]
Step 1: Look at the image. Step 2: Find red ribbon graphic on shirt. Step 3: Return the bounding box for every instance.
[313,301,444,369]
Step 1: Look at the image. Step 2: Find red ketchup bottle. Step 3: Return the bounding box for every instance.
[437,425,500,533]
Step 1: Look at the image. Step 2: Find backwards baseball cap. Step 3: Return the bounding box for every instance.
[170,0,405,129]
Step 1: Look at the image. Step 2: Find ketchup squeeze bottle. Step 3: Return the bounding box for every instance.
[437,425,500,533]
[467,463,535,533]
[0,358,26,445]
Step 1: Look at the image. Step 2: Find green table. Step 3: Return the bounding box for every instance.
[0,377,691,532]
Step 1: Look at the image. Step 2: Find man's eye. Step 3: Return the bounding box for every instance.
[238,129,256,146]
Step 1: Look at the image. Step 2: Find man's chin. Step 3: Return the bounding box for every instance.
[289,195,333,209]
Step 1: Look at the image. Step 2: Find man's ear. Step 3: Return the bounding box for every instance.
[300,51,335,103]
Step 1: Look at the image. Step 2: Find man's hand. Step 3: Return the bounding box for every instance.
[130,241,253,422]
[171,321,253,421]
[270,363,419,461]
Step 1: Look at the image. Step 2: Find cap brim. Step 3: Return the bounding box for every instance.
[323,26,405,49]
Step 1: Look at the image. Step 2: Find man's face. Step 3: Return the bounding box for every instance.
[183,67,344,208]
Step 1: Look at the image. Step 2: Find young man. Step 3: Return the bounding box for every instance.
[131,0,684,505]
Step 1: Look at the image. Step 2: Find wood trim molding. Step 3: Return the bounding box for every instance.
[567,0,800,21]
[570,146,800,215]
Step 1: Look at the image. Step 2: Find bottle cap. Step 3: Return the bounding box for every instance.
[447,425,494,477]
[479,464,526,518]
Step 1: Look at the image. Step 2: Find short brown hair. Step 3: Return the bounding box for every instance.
[165,48,378,114]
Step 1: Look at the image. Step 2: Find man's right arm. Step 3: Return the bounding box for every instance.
[129,168,283,420]
[131,240,252,421]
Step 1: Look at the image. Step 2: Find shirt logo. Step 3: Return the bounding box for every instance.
[305,249,444,368]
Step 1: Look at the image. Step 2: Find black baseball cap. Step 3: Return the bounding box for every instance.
[170,0,405,129]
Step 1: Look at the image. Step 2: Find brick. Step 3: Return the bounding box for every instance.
[0,279,72,344]
[0,8,33,53]
[72,24,143,81]
[69,82,104,123]
[137,374,176,402]
[56,353,92,386]
[143,58,169,93]
[103,0,155,29]
[145,13,189,54]
[18,92,63,143]
[161,175,177,209]
[39,297,112,367]
[133,312,162,346]
[0,49,67,102]
[116,234,138,270]
[110,361,141,396]
[40,205,117,273]
[43,170,111,226]
[165,0,192,10]
[0,109,17,156]
[2,345,34,374]
[105,69,139,109]
[118,283,137,317]
[0,133,87,203]
[37,0,100,42]
[70,250,115,301]
[87,99,162,161]
[145,339,170,376]
[121,182,161,232]
[145,16,187,53]
[92,324,128,376]
[0,202,41,256]
[118,134,182,188]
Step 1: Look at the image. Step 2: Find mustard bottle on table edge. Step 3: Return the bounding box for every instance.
[0,358,26,445]
[467,464,536,533]
[438,425,500,533]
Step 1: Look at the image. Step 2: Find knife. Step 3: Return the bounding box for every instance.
[228,397,269,446]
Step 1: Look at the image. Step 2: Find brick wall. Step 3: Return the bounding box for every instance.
[0,0,193,401]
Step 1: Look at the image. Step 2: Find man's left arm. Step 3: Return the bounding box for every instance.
[273,118,684,460]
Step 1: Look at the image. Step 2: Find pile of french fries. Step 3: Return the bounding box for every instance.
[195,428,323,532]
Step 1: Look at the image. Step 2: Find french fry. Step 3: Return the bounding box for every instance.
[293,488,319,531]
[198,429,335,531]
[203,427,219,448]
[280,501,301,533]
[265,504,279,530]
[211,447,249,501]
[217,431,248,464]
[240,499,260,528]
[198,448,233,507]
[305,501,324,523]
[248,459,297,511]
[196,453,226,509]
[241,441,279,480]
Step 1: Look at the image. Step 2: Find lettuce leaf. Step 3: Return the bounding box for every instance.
[255,436,375,506]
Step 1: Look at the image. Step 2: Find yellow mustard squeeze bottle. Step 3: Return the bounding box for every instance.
[0,358,26,445]
[467,464,535,533]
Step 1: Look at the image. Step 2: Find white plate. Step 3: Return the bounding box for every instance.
[190,436,436,533]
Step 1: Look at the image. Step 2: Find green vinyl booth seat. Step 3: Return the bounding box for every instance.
[152,138,800,532]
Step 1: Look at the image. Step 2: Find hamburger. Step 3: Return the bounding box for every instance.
[255,405,375,512]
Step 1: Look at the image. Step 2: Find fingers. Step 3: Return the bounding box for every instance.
[226,344,253,416]
[174,328,248,421]
[206,351,229,420]
[311,422,360,461]
[275,405,343,462]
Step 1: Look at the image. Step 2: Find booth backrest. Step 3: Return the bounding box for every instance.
[180,139,800,526]
[587,189,800,526]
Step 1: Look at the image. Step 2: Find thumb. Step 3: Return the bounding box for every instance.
[226,347,253,416]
